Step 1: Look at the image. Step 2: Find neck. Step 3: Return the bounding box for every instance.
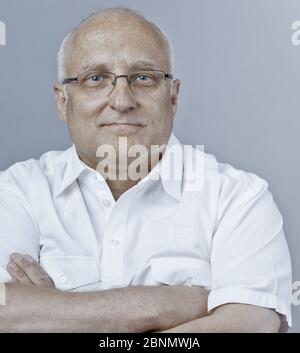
[76,146,164,200]
[106,179,139,201]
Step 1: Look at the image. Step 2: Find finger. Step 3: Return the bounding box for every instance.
[8,260,54,287]
[23,255,51,278]
[11,254,52,287]
[6,261,33,284]
[22,255,55,287]
[29,262,55,287]
[10,253,53,287]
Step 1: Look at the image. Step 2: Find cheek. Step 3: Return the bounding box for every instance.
[67,94,100,116]
[147,95,174,128]
[65,98,97,141]
[145,90,172,116]
[140,98,174,145]
[66,95,104,134]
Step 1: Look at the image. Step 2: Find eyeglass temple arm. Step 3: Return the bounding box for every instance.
[62,78,78,85]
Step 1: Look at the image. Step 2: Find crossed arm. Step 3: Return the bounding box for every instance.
[0,254,281,333]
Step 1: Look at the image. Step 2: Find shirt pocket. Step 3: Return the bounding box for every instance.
[39,256,102,292]
[150,256,211,289]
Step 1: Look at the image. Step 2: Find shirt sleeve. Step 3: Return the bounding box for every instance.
[208,166,292,327]
[0,184,40,283]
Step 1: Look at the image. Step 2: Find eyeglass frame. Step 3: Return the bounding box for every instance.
[62,69,174,88]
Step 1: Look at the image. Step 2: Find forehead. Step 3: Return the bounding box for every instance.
[67,21,170,75]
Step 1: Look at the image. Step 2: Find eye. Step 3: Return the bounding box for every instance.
[89,74,104,82]
[82,73,110,87]
[136,74,151,81]
[131,73,157,86]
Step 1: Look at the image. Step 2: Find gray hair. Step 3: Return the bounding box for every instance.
[57,7,175,83]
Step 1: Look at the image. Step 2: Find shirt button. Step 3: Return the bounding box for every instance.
[59,275,67,284]
[111,239,120,246]
[102,199,112,208]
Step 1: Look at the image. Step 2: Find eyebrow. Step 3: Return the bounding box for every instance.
[81,60,159,73]
[129,60,158,70]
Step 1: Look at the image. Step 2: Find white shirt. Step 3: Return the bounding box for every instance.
[0,133,292,326]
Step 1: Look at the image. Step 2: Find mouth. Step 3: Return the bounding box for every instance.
[101,123,145,135]
[103,123,143,126]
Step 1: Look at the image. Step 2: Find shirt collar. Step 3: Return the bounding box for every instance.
[157,133,184,202]
[54,145,95,197]
[55,133,184,202]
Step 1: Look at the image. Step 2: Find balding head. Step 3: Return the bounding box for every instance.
[57,7,175,82]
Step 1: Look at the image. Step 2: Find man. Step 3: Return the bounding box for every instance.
[0,7,292,332]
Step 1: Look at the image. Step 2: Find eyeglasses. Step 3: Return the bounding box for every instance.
[62,69,173,96]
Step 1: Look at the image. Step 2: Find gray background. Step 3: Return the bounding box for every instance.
[0,0,299,332]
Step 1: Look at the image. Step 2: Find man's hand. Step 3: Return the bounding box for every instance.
[7,253,55,288]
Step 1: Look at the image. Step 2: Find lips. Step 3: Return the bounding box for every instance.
[102,122,143,127]
[101,122,145,135]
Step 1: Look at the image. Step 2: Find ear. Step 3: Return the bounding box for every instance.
[53,83,68,123]
[170,79,180,115]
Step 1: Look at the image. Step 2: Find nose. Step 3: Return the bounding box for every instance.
[108,77,137,113]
